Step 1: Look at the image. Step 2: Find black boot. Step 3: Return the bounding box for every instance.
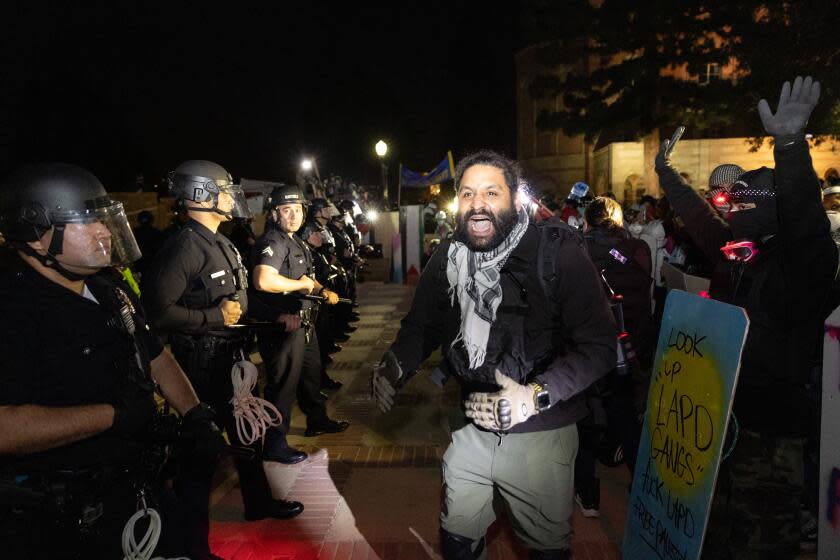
[244,498,304,521]
[440,529,485,560]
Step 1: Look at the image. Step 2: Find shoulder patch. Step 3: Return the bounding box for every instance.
[261,246,274,257]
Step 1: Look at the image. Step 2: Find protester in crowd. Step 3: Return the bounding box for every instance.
[574,196,653,518]
[434,210,453,240]
[655,76,838,558]
[705,163,744,215]
[372,150,616,560]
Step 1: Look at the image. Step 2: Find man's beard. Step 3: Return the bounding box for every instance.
[454,203,519,252]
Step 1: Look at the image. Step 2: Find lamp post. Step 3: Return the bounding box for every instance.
[375,140,388,205]
[300,157,323,197]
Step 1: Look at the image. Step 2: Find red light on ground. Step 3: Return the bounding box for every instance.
[699,290,710,299]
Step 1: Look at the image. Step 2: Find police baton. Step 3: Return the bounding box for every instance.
[226,320,282,331]
[299,293,353,305]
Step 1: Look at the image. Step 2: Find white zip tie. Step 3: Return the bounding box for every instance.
[230,359,282,445]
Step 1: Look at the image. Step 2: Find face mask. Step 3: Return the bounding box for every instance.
[827,210,840,232]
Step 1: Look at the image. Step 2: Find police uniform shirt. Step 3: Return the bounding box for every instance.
[0,261,162,468]
[143,219,248,334]
[249,227,313,316]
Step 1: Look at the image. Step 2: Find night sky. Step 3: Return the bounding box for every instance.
[0,3,521,191]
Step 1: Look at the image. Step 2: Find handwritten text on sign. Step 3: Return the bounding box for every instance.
[623,291,748,560]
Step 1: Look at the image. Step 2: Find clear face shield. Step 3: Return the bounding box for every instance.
[218,184,253,219]
[47,199,142,268]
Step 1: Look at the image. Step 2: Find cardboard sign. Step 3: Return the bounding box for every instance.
[662,262,711,296]
[820,305,840,559]
[623,290,748,560]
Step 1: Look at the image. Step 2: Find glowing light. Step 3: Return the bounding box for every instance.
[365,209,379,223]
[375,140,388,158]
[301,159,313,172]
[714,195,727,205]
[448,197,458,213]
[518,192,533,207]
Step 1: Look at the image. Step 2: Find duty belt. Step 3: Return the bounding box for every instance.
[170,332,247,357]
[0,465,133,531]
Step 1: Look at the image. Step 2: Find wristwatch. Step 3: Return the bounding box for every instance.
[530,381,552,412]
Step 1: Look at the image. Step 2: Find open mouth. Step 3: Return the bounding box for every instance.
[468,215,493,235]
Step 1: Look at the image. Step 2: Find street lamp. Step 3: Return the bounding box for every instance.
[301,158,313,172]
[375,140,389,204]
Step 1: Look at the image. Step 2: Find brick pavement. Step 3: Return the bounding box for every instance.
[207,281,628,559]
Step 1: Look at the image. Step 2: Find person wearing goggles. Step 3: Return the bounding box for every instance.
[655,77,838,558]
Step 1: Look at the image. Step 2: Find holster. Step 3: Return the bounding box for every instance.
[170,333,247,383]
[0,465,131,535]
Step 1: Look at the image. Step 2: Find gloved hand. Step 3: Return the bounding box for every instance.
[179,402,227,462]
[321,289,340,305]
[110,371,157,435]
[758,75,820,139]
[464,370,538,431]
[371,351,403,412]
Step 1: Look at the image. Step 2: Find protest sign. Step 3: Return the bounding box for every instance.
[623,290,748,560]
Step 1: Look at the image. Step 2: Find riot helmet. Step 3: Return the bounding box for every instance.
[337,199,354,214]
[266,184,307,210]
[0,162,142,274]
[168,160,251,220]
[300,221,324,247]
[266,184,306,234]
[307,198,332,224]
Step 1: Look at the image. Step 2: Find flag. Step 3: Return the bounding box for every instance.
[399,151,455,189]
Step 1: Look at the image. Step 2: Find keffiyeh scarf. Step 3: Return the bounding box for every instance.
[446,205,529,369]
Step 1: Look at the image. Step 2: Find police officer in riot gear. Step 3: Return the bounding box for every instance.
[0,162,221,559]
[299,221,344,391]
[143,160,303,558]
[250,185,349,462]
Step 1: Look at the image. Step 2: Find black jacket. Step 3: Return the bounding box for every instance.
[143,219,248,335]
[583,227,653,336]
[389,223,617,432]
[656,137,837,435]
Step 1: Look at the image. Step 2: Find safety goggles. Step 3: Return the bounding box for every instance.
[707,188,731,213]
[720,240,758,263]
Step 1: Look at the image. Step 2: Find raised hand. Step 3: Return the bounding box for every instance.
[757,76,820,138]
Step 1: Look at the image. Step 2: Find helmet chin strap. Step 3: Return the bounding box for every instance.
[188,206,233,219]
[18,242,93,281]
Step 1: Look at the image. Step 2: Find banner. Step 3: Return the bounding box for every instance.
[399,151,455,189]
[623,290,749,560]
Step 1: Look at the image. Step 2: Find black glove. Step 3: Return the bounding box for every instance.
[758,75,820,141]
[110,370,157,435]
[372,350,404,412]
[179,402,227,462]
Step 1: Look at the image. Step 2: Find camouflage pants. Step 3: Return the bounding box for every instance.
[702,429,804,560]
